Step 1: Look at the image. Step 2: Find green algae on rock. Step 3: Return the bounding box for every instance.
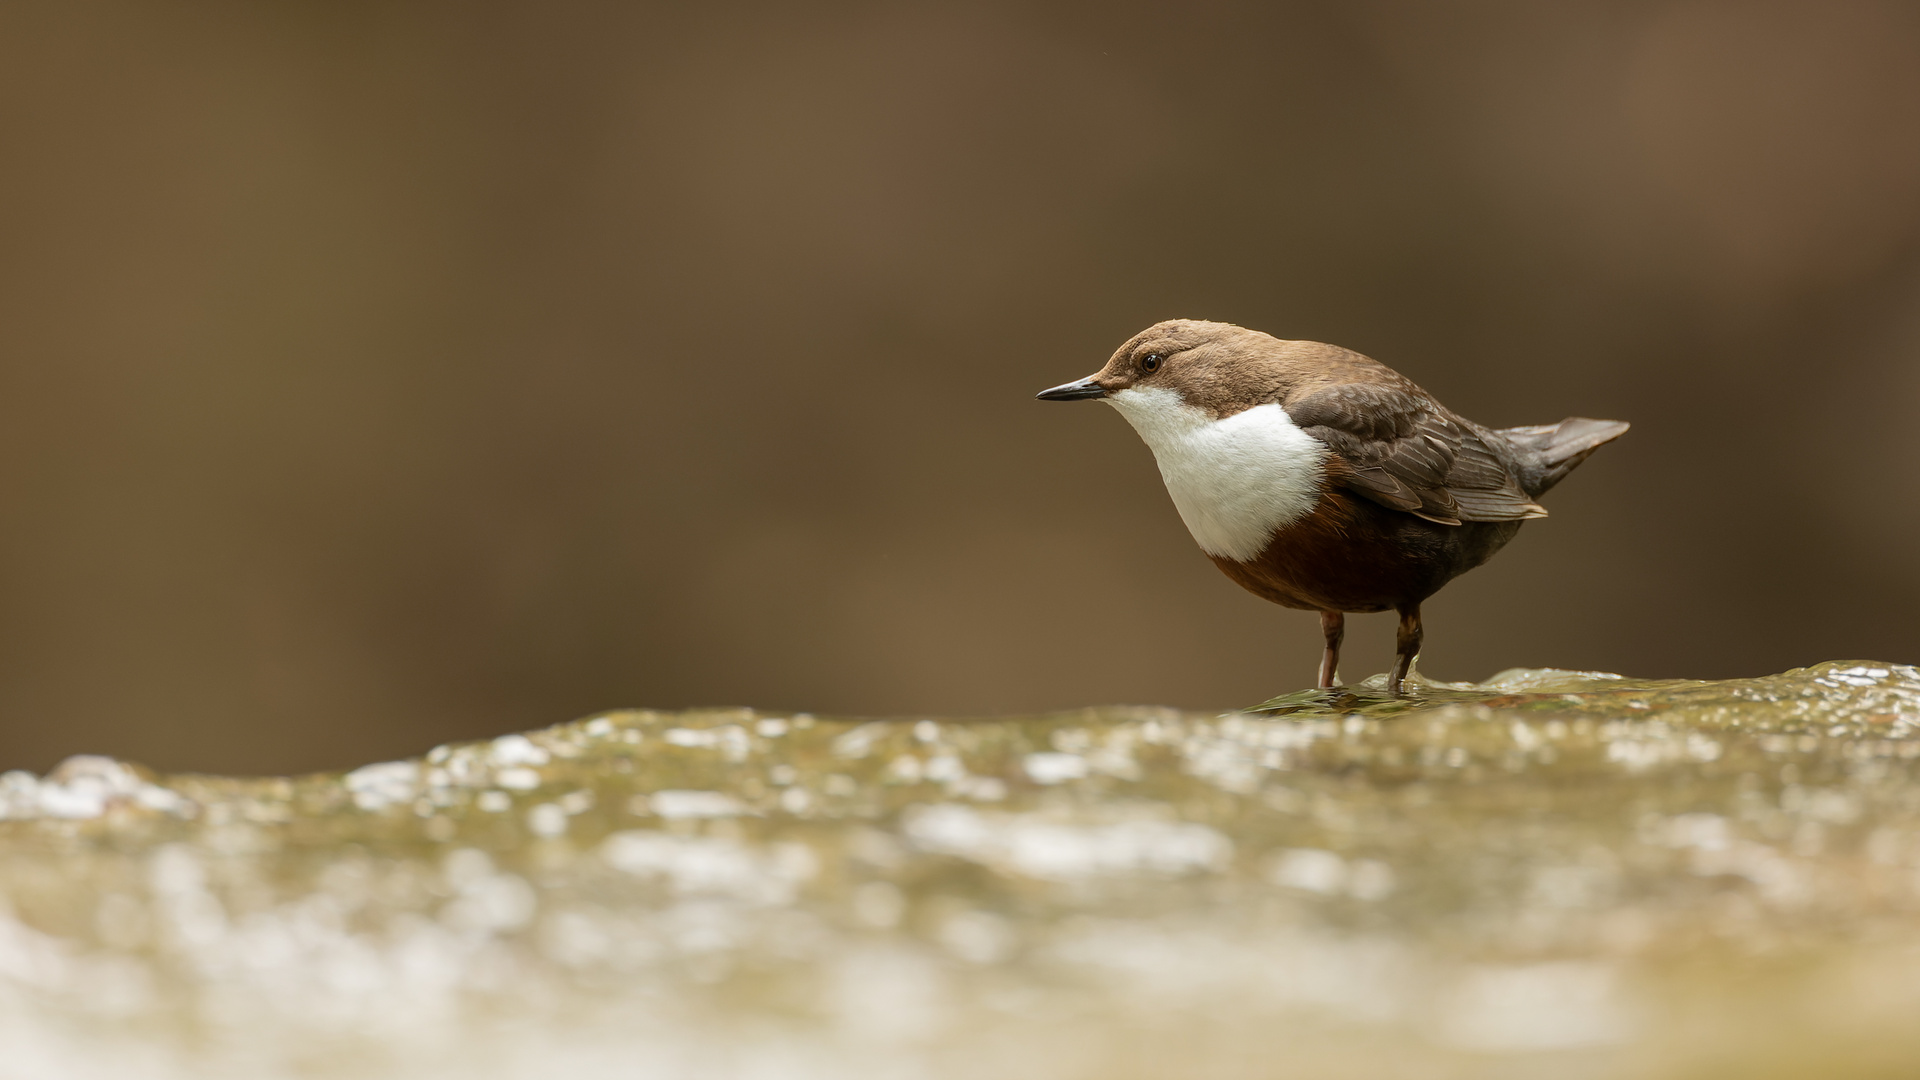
[3,660,1920,1079]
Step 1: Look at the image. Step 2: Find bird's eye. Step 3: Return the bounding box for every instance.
[1141,353,1163,373]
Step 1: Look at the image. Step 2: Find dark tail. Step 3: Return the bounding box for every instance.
[1500,418,1630,499]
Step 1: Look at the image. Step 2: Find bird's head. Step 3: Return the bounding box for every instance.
[1036,319,1289,421]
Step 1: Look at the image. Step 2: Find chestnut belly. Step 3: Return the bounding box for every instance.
[1209,489,1523,613]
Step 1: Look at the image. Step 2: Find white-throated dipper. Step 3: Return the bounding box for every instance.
[1038,319,1628,694]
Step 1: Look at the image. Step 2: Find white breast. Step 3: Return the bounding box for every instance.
[1105,386,1327,562]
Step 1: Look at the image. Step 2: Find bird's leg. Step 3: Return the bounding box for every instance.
[1317,610,1344,689]
[1390,603,1423,695]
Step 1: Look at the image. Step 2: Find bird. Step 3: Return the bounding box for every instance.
[1037,319,1628,695]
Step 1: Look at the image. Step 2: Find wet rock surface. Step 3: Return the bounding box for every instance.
[4,660,1920,1078]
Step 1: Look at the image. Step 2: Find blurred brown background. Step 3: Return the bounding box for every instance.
[2,1,1918,776]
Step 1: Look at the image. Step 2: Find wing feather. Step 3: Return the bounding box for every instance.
[1287,384,1545,524]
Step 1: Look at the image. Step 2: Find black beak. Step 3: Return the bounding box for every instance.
[1036,376,1108,401]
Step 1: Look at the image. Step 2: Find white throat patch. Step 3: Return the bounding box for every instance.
[1105,387,1327,561]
